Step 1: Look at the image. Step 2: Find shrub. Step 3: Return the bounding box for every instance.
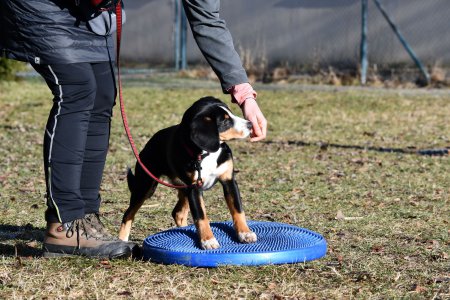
[0,57,26,81]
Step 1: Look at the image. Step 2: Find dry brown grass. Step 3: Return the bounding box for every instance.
[0,79,449,299]
[177,61,450,89]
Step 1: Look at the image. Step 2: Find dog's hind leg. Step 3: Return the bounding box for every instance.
[119,168,158,241]
[172,189,190,227]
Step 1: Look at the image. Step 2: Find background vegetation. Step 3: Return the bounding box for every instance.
[0,58,26,81]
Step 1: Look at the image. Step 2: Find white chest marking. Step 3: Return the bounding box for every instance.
[195,148,227,190]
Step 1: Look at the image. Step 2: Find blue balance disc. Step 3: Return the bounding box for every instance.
[142,221,327,267]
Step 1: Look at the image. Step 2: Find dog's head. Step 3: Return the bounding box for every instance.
[181,97,252,153]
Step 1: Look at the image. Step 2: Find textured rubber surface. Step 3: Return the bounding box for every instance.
[143,221,327,267]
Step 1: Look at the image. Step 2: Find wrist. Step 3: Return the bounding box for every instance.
[229,83,257,106]
[240,97,256,108]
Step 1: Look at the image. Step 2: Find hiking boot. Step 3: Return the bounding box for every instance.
[43,217,131,259]
[84,213,116,240]
[84,213,141,258]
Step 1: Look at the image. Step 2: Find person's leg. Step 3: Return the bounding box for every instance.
[80,61,116,215]
[34,63,97,224]
[33,62,132,258]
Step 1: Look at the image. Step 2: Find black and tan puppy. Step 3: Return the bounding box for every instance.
[119,97,257,249]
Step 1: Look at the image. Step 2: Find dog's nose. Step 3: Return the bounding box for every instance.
[246,121,252,130]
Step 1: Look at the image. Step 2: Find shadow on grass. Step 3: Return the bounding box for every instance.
[0,224,45,257]
[264,140,449,156]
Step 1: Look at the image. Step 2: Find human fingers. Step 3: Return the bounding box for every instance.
[249,112,267,142]
[241,99,267,141]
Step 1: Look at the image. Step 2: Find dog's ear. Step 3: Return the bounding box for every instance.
[190,115,220,153]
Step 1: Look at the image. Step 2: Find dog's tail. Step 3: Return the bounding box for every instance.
[126,167,135,192]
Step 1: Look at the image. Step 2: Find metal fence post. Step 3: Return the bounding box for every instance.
[373,0,430,85]
[360,0,369,85]
[180,4,187,70]
[174,0,187,71]
[174,0,180,71]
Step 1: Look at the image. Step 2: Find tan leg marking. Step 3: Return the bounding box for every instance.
[197,218,220,250]
[196,195,220,249]
[172,190,190,227]
[119,185,156,241]
[225,190,257,244]
[119,204,142,241]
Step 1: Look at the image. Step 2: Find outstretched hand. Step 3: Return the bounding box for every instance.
[240,98,267,142]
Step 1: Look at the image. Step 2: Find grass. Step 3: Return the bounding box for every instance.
[0,79,449,299]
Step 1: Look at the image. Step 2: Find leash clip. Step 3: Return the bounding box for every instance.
[195,179,203,188]
[194,155,203,188]
[193,153,209,189]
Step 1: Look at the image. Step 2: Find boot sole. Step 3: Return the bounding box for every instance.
[43,250,131,259]
[43,251,76,258]
[43,244,132,260]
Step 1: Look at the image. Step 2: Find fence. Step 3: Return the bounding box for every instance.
[121,0,450,76]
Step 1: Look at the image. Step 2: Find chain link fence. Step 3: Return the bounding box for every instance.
[121,0,450,85]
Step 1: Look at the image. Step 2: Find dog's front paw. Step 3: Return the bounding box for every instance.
[201,237,220,250]
[238,231,257,244]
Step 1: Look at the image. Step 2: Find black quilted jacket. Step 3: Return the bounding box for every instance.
[0,0,115,65]
[0,0,248,91]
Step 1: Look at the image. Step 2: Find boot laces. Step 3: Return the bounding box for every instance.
[64,219,91,248]
[64,217,112,247]
[84,213,116,240]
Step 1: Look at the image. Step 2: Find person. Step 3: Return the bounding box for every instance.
[0,0,267,259]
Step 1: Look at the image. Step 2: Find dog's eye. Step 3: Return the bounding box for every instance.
[224,114,230,119]
[222,118,232,126]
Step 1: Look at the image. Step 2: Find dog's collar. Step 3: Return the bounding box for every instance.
[182,143,210,188]
[182,143,209,160]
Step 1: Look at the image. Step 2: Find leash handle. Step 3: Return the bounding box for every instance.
[115,4,191,189]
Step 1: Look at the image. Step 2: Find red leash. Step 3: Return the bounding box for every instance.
[115,4,193,189]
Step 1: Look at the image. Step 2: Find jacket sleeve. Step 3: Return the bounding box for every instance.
[182,0,249,92]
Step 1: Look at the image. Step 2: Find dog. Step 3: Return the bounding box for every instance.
[119,97,257,249]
